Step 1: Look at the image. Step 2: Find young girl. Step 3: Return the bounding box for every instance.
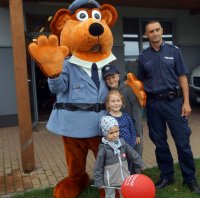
[93,115,144,198]
[105,89,137,149]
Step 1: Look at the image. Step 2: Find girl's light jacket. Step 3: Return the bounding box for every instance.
[93,138,144,188]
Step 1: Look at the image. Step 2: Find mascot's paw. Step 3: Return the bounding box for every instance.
[53,173,90,198]
[28,35,69,78]
[125,73,147,108]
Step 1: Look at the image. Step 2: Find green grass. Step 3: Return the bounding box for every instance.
[12,159,200,198]
[12,188,53,198]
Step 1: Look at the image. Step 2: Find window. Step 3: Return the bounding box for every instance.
[123,19,174,76]
[123,19,139,76]
[26,14,53,33]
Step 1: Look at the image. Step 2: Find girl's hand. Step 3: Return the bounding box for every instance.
[136,137,141,144]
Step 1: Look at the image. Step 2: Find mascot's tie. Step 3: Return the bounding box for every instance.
[91,63,100,89]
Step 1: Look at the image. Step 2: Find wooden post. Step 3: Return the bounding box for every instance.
[9,0,35,172]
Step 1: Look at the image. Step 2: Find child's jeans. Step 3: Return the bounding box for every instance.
[105,188,122,198]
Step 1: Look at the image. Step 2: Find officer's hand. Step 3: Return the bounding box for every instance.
[181,103,192,117]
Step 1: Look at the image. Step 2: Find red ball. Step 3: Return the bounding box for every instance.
[121,174,155,198]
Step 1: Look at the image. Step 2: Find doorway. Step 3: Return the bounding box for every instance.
[35,65,55,122]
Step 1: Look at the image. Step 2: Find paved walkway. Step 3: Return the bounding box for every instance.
[0,104,199,197]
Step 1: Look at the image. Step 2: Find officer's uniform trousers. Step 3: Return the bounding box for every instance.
[146,97,196,183]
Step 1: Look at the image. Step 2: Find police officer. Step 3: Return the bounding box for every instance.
[138,20,200,194]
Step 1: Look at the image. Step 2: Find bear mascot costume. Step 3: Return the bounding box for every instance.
[28,0,118,197]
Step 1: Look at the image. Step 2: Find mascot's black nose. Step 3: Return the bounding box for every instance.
[89,23,104,36]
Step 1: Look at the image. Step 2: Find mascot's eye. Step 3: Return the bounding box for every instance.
[76,10,89,21]
[92,10,101,20]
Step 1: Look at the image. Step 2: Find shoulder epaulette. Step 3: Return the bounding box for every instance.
[165,43,179,50]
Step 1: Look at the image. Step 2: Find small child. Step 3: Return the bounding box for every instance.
[93,115,145,198]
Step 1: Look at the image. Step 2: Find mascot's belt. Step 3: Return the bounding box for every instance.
[54,103,106,112]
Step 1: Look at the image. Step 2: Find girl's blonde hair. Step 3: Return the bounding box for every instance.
[105,89,125,111]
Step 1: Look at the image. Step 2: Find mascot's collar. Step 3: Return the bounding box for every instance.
[69,53,116,69]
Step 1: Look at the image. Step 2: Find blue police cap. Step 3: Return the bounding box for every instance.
[68,0,100,14]
[102,64,119,79]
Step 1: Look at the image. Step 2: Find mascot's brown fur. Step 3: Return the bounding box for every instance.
[125,73,147,108]
[29,0,118,197]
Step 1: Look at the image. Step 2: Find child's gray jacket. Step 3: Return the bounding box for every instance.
[93,138,144,188]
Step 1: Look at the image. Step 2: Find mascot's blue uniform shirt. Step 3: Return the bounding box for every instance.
[138,42,188,93]
[46,58,109,138]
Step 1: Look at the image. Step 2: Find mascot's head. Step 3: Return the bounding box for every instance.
[50,0,118,62]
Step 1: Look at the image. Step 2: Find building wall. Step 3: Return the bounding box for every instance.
[0,8,18,127]
[114,6,200,74]
[0,8,12,45]
[1,3,200,126]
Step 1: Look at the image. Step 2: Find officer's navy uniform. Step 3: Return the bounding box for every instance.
[138,42,197,183]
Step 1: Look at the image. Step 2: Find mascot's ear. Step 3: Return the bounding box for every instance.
[50,9,71,36]
[100,4,118,27]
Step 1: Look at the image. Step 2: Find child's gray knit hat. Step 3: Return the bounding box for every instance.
[100,116,119,136]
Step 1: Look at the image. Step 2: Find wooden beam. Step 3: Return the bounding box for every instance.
[9,0,35,173]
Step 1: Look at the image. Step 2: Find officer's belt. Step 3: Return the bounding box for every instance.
[54,103,106,112]
[147,90,182,100]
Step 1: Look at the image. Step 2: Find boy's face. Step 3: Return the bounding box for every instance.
[105,74,120,89]
[106,125,119,142]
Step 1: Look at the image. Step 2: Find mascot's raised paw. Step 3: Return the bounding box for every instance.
[28,35,69,78]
